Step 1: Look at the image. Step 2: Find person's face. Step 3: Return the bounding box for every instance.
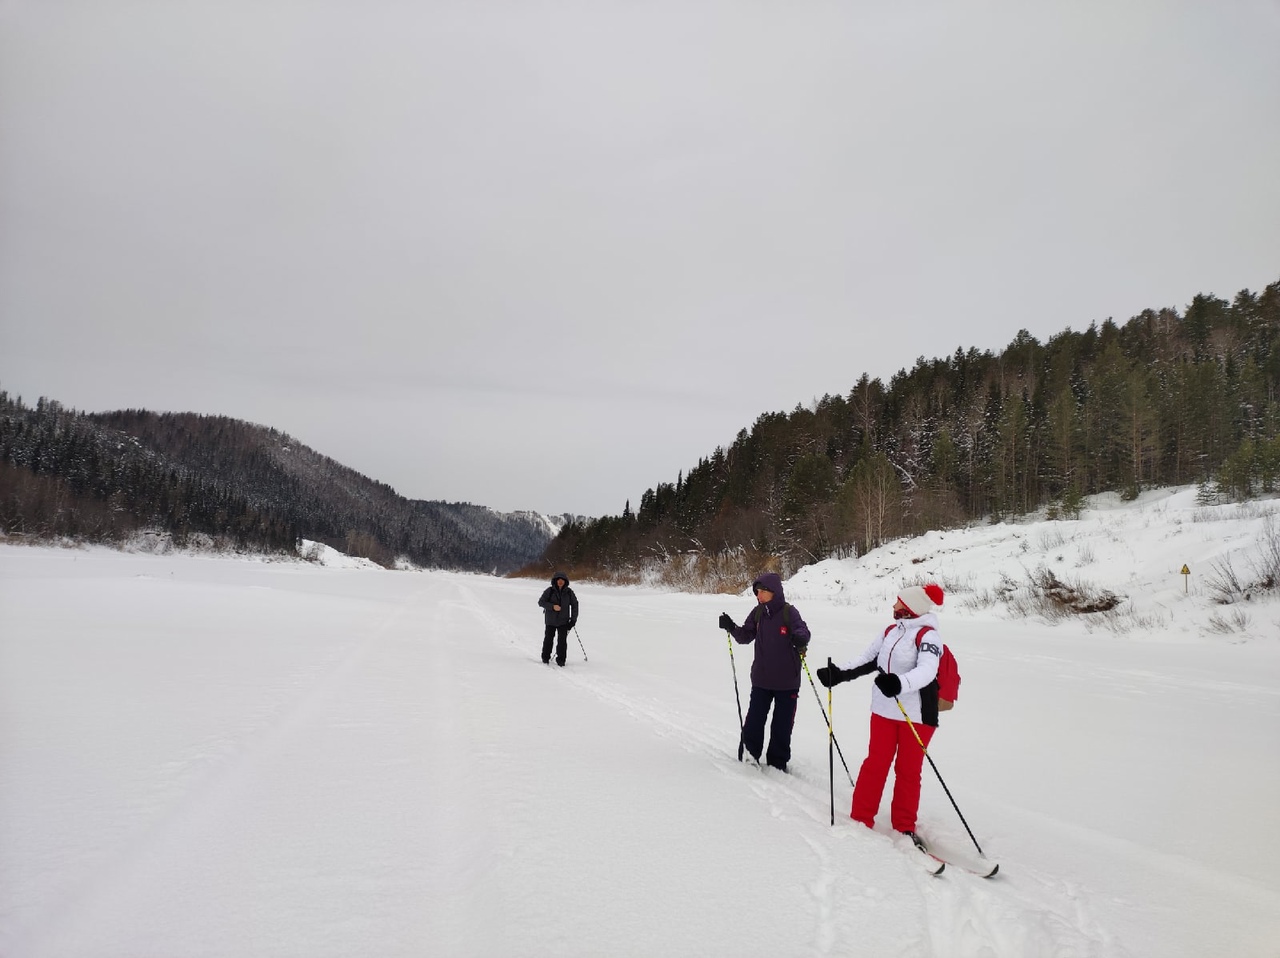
[755,587,774,604]
[555,578,566,589]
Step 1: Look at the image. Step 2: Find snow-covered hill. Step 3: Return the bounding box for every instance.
[788,485,1280,643]
[1,486,1276,957]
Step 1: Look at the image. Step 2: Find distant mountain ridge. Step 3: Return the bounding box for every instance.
[0,393,581,573]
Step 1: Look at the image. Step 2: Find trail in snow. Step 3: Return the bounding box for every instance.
[3,539,1277,957]
[454,578,1124,958]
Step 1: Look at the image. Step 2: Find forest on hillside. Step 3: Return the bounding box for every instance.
[0,399,558,572]
[536,279,1280,583]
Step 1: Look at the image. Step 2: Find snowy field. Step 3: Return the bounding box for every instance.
[2,487,1278,957]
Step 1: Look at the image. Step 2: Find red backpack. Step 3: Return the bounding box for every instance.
[916,625,960,710]
[885,623,960,709]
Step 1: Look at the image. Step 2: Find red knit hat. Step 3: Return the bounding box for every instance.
[898,583,944,616]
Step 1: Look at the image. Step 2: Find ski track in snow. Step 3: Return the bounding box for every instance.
[453,583,1124,958]
[997,650,1278,703]
[7,587,427,956]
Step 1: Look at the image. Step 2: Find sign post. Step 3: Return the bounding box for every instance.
[1181,564,1190,594]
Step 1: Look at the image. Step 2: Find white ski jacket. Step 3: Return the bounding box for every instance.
[840,613,942,724]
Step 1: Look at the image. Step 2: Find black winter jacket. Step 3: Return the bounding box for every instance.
[538,572,579,628]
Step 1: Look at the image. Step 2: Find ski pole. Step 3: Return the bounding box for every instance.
[726,630,746,761]
[828,657,835,826]
[573,626,588,662]
[801,657,855,787]
[894,697,985,856]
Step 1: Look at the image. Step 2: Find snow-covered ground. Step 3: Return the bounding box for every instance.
[1,487,1277,957]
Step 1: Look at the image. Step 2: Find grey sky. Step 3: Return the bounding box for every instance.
[3,0,1278,517]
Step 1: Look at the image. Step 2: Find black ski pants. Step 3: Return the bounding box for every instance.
[742,686,799,770]
[542,624,569,665]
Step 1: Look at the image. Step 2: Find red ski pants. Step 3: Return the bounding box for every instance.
[850,713,935,832]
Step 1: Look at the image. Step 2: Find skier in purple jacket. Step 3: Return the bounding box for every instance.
[717,572,811,771]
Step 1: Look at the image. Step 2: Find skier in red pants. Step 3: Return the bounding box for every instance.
[816,584,945,843]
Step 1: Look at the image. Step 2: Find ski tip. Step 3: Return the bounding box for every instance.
[983,863,1000,878]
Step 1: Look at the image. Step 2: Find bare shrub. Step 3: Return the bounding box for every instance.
[1206,555,1248,604]
[1010,566,1123,619]
[1202,518,1280,604]
[898,571,973,597]
[964,589,999,610]
[937,572,976,596]
[1248,516,1280,593]
[1206,610,1251,634]
[611,545,788,594]
[126,530,175,555]
[1192,506,1231,523]
[1075,543,1096,566]
[673,549,773,594]
[1234,501,1278,522]
[1035,567,1122,613]
[1086,607,1171,635]
[964,571,1017,610]
[1036,529,1067,551]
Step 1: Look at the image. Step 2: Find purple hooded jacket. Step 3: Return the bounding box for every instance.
[728,572,811,691]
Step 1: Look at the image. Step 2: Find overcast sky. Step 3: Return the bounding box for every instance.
[2,1,1278,518]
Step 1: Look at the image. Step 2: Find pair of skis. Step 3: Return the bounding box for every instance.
[903,832,1000,878]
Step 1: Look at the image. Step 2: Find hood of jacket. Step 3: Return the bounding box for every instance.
[550,572,570,588]
[752,572,785,613]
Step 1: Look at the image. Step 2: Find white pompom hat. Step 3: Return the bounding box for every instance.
[898,583,945,616]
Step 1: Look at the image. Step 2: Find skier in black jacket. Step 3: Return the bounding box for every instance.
[538,572,579,666]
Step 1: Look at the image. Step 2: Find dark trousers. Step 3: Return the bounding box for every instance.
[542,624,569,664]
[742,686,799,769]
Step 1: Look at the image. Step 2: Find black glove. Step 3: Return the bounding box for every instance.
[567,620,577,630]
[816,665,848,687]
[874,672,902,697]
[718,613,736,632]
